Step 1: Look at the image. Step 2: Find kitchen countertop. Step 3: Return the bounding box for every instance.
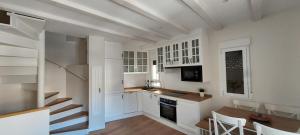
[124,87,212,102]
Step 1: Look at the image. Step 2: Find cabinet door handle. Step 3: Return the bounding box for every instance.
[99,88,101,93]
[122,94,124,99]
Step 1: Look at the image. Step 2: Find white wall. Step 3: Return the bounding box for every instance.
[0,84,36,115]
[66,65,89,111]
[0,109,49,135]
[206,8,300,109]
[45,32,87,100]
[45,62,66,98]
[0,31,38,114]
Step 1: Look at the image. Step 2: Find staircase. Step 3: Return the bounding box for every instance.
[45,92,89,135]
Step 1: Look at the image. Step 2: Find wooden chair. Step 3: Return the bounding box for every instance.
[264,103,300,120]
[233,99,260,112]
[212,111,247,135]
[254,122,300,135]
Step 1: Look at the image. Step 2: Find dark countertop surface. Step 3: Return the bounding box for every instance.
[124,87,212,102]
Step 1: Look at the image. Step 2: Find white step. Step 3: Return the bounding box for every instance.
[50,114,88,131]
[0,56,37,66]
[0,67,37,76]
[0,44,37,58]
[0,75,37,84]
[0,30,37,49]
[51,129,88,135]
[45,94,58,105]
[51,105,83,121]
[49,99,73,112]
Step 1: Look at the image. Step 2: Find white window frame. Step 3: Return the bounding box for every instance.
[219,38,252,99]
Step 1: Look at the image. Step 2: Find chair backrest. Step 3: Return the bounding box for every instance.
[233,99,260,112]
[254,122,300,135]
[264,103,300,120]
[212,111,247,135]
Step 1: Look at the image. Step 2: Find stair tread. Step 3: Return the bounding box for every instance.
[45,98,72,107]
[50,104,83,115]
[45,92,59,99]
[50,122,88,134]
[50,111,88,125]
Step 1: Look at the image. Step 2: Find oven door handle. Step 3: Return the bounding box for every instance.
[160,102,177,107]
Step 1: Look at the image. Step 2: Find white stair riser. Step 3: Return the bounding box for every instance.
[51,129,88,135]
[45,95,58,105]
[50,116,88,131]
[50,107,83,122]
[49,100,73,112]
[0,75,37,84]
[0,67,37,76]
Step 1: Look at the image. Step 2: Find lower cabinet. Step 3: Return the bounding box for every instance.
[123,92,138,114]
[105,93,124,121]
[177,100,200,133]
[142,91,159,117]
[105,92,141,122]
[177,99,211,134]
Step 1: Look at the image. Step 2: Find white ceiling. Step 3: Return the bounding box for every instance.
[0,0,300,44]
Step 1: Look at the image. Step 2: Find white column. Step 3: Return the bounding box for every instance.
[37,31,45,107]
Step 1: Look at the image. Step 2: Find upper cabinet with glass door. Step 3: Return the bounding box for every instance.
[162,38,202,68]
[123,51,148,74]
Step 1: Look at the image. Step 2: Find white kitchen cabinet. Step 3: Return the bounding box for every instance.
[105,59,124,94]
[123,51,148,73]
[142,91,160,118]
[124,92,138,114]
[105,93,124,122]
[177,99,211,134]
[105,41,122,59]
[161,38,202,68]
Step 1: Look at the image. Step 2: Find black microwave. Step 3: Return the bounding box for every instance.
[181,66,203,82]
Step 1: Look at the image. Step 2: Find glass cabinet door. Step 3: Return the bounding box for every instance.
[157,47,164,72]
[123,51,135,73]
[191,39,200,64]
[137,52,148,72]
[165,45,171,65]
[172,43,179,63]
[181,41,189,64]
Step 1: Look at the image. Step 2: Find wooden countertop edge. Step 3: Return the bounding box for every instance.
[0,107,49,119]
[124,87,212,102]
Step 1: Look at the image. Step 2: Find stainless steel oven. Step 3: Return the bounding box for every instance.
[160,98,177,123]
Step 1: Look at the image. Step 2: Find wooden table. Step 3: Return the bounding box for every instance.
[196,106,300,133]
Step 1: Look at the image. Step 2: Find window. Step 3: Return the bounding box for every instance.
[123,51,148,73]
[220,38,251,98]
[151,60,161,87]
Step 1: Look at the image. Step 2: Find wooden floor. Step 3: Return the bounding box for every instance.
[90,115,185,135]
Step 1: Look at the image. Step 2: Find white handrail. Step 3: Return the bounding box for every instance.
[45,58,87,81]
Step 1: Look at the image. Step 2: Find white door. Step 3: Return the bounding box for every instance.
[105,93,124,122]
[124,92,138,114]
[105,59,123,94]
[89,66,105,130]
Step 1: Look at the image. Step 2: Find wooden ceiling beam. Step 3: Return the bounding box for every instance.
[44,0,170,40]
[181,0,223,30]
[112,0,190,34]
[0,2,156,43]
